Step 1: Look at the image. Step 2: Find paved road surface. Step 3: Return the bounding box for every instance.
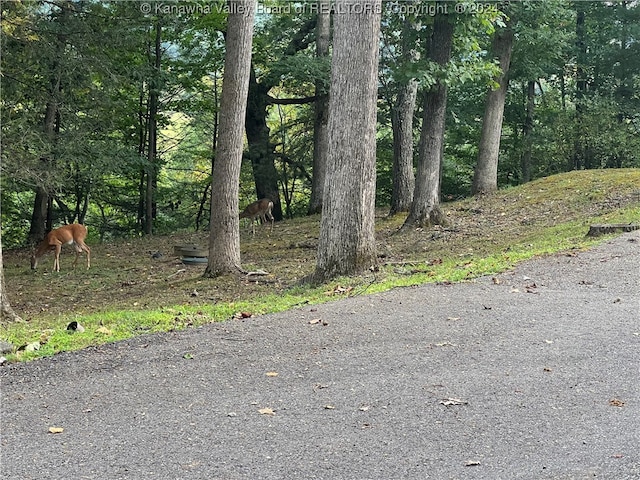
[1,232,639,480]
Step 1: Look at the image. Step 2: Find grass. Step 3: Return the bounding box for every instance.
[3,169,639,362]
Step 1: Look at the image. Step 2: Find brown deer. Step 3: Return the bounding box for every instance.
[239,198,274,235]
[31,224,91,272]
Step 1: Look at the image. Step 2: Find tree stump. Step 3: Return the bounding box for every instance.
[586,224,639,237]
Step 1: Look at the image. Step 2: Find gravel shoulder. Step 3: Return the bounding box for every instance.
[1,231,639,480]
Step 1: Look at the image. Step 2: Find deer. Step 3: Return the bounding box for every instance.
[239,198,274,235]
[30,224,91,272]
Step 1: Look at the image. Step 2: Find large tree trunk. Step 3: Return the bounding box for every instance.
[471,26,514,195]
[309,0,381,284]
[245,67,282,220]
[401,10,453,230]
[204,0,256,277]
[307,0,331,215]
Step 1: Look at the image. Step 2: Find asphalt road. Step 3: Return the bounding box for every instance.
[1,231,639,480]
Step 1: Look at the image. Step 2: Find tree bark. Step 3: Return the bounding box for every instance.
[401,10,453,230]
[388,14,419,216]
[307,0,331,215]
[571,6,591,171]
[28,3,68,244]
[309,0,381,283]
[144,19,161,235]
[472,26,514,195]
[389,78,417,215]
[520,80,535,183]
[204,0,256,277]
[0,229,22,323]
[245,67,282,220]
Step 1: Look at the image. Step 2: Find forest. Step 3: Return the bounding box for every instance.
[2,0,638,246]
[1,0,639,350]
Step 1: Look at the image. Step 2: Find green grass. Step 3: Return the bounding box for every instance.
[2,169,639,362]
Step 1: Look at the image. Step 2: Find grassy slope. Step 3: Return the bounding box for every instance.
[3,169,639,361]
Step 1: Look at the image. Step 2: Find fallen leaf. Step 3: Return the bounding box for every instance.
[309,318,321,325]
[609,398,625,407]
[265,371,279,377]
[440,398,468,406]
[183,353,193,360]
[258,407,275,415]
[25,342,41,352]
[492,277,502,285]
[48,427,64,434]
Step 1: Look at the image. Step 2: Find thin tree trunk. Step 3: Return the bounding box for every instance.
[308,0,331,215]
[310,0,381,283]
[521,80,535,183]
[145,20,161,235]
[401,10,453,229]
[572,7,588,171]
[204,0,256,277]
[472,26,514,195]
[29,3,68,243]
[0,230,22,323]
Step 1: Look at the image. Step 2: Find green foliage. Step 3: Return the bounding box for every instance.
[2,0,638,243]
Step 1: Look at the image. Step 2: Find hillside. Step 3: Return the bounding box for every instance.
[2,169,639,360]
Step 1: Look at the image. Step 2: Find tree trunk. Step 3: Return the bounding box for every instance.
[28,3,67,244]
[520,80,535,183]
[204,0,256,278]
[389,78,417,215]
[389,14,420,216]
[309,0,381,284]
[28,185,50,245]
[307,0,331,215]
[0,229,22,323]
[471,26,514,195]
[401,10,453,230]
[245,67,282,220]
[571,6,590,171]
[144,20,161,235]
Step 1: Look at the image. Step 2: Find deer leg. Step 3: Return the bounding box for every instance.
[53,244,62,272]
[84,244,91,269]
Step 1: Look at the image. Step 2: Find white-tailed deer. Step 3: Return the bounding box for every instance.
[239,198,274,235]
[31,224,91,272]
